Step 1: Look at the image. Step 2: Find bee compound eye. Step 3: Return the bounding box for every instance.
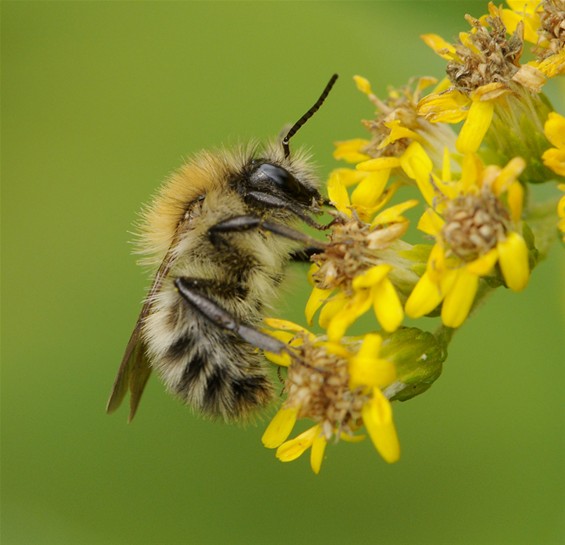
[252,163,315,205]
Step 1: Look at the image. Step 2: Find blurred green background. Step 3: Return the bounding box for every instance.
[3,2,564,544]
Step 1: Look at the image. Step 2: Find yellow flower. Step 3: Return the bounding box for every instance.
[419,6,553,155]
[405,153,531,328]
[542,111,565,177]
[305,172,416,339]
[418,83,498,153]
[500,0,543,44]
[261,326,400,473]
[334,76,458,187]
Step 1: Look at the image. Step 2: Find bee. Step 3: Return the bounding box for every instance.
[106,74,338,422]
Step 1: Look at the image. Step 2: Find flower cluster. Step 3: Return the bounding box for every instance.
[262,0,564,473]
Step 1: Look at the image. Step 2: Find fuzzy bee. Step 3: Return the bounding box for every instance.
[107,75,338,422]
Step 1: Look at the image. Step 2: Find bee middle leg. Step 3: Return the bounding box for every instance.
[208,215,327,250]
[174,277,288,355]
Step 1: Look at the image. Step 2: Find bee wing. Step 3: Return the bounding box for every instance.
[106,323,151,422]
[106,250,177,422]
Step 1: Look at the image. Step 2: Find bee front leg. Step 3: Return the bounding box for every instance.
[208,215,327,250]
[174,277,288,355]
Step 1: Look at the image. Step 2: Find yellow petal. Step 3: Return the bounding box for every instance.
[276,425,320,462]
[492,157,526,195]
[262,407,299,448]
[264,350,292,367]
[264,318,308,333]
[534,49,565,79]
[400,142,435,205]
[472,81,510,102]
[420,33,458,60]
[507,181,524,223]
[332,168,367,187]
[327,171,351,215]
[357,332,382,359]
[356,156,401,171]
[350,356,396,391]
[506,0,541,14]
[542,147,565,177]
[441,268,479,328]
[351,170,390,208]
[354,75,373,95]
[372,279,404,332]
[340,432,366,443]
[310,434,327,474]
[417,208,445,236]
[327,291,372,341]
[362,388,400,463]
[466,247,498,276]
[349,334,396,390]
[379,119,421,149]
[371,199,419,226]
[333,139,371,163]
[497,232,530,291]
[426,242,447,282]
[318,292,348,328]
[502,3,541,43]
[305,287,334,325]
[456,98,494,153]
[352,264,391,289]
[459,152,482,192]
[405,270,444,318]
[418,89,470,123]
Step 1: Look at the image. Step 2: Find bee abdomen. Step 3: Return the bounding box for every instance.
[165,335,274,421]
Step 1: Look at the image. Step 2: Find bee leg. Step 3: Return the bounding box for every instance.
[244,190,328,230]
[290,246,324,262]
[174,277,288,355]
[209,215,327,250]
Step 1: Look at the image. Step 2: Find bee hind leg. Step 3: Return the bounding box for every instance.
[174,277,288,355]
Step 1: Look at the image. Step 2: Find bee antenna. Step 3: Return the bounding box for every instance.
[282,74,339,159]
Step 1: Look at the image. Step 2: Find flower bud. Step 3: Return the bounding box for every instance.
[379,327,446,401]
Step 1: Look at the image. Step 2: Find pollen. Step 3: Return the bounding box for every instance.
[447,13,524,94]
[285,338,368,439]
[441,191,510,261]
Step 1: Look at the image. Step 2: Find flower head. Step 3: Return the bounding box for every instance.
[261,322,400,473]
[305,170,418,340]
[419,4,556,182]
[405,153,531,327]
[335,76,457,180]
